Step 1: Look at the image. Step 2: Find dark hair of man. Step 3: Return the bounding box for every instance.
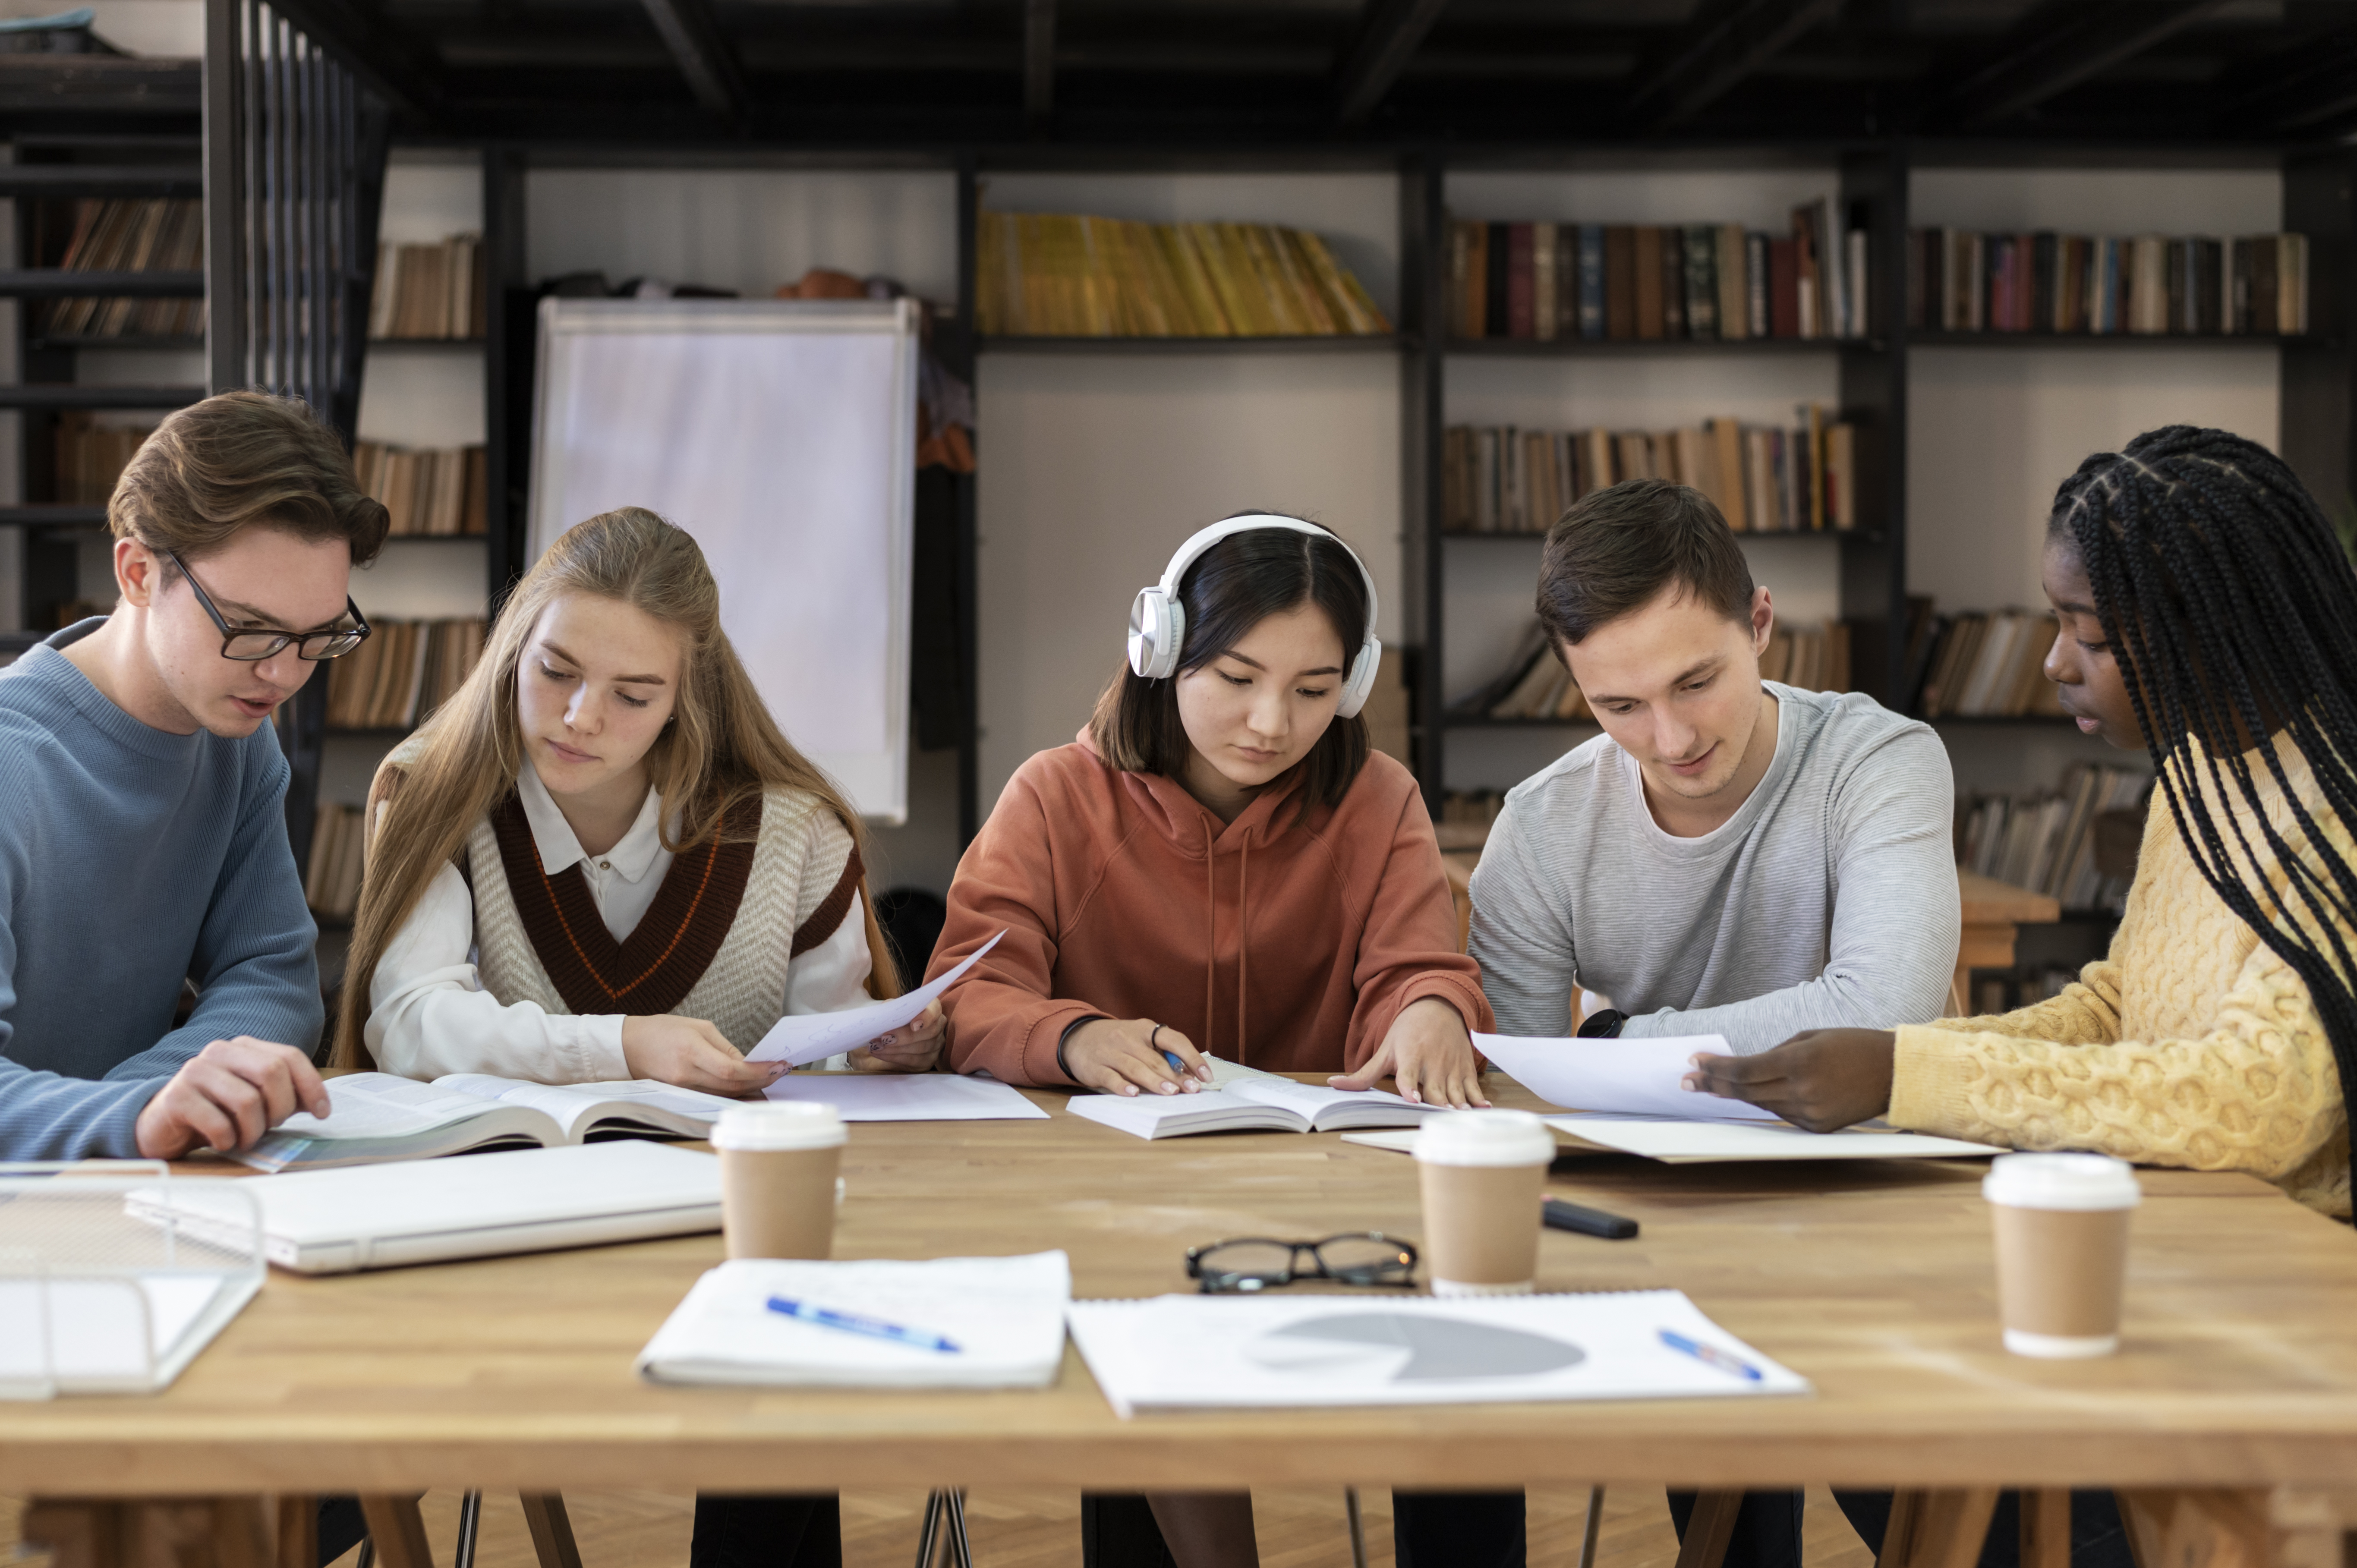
[111,390,390,577]
[1088,514,1372,815]
[2049,424,2357,1101]
[1535,479,1754,646]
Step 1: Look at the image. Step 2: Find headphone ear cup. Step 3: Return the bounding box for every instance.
[1128,589,1182,680]
[1334,637,1382,719]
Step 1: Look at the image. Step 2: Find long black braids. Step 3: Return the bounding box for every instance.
[2049,425,2357,1106]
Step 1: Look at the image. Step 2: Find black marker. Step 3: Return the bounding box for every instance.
[1543,1196,1639,1240]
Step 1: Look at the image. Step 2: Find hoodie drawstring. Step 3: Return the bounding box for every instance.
[1203,817,1217,1061]
[1236,834,1250,1067]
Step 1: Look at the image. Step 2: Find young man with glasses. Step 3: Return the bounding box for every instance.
[0,390,389,1160]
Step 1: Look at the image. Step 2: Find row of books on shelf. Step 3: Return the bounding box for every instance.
[1901,604,2068,720]
[369,233,488,341]
[1958,764,2151,913]
[355,441,489,537]
[1450,200,1868,344]
[55,413,150,505]
[306,803,367,921]
[973,211,1391,338]
[325,617,485,731]
[1907,230,2309,337]
[1450,618,1850,724]
[43,198,203,337]
[1443,405,1862,536]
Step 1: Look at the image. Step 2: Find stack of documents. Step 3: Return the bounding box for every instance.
[1066,1289,1808,1417]
[639,1251,1071,1388]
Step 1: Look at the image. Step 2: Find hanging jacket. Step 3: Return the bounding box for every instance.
[935,730,1491,1086]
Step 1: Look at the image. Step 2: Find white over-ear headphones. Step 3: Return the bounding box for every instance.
[1126,514,1383,719]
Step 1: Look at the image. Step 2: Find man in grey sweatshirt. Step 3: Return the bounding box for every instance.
[0,392,387,1162]
[1452,479,1960,1568]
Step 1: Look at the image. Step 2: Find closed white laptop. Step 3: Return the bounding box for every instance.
[130,1141,723,1275]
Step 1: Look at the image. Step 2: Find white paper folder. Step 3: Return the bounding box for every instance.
[131,1142,724,1275]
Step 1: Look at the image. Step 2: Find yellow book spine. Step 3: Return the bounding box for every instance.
[1290,230,1383,335]
[1266,228,1339,334]
[1109,220,1171,336]
[1196,224,1275,335]
[1237,225,1309,334]
[1157,226,1233,335]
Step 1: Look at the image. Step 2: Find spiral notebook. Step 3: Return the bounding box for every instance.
[1065,1289,1807,1417]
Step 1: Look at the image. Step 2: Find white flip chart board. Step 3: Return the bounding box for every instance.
[529,297,919,822]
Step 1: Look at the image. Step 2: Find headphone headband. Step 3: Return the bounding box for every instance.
[1126,514,1384,718]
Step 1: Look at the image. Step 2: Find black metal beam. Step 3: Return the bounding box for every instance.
[1024,0,1054,128]
[637,0,750,127]
[1329,0,1451,126]
[2218,25,2357,133]
[1941,0,2237,129]
[249,0,445,127]
[1621,0,1846,129]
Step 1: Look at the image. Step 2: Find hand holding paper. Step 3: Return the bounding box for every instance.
[747,932,1004,1069]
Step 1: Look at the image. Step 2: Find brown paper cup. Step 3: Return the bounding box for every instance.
[712,1102,848,1262]
[1413,1110,1556,1296]
[1982,1152,2139,1358]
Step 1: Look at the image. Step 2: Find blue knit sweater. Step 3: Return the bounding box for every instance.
[0,620,322,1159]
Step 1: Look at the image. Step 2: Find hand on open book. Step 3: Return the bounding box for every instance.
[623,1014,786,1097]
[1682,1029,1897,1133]
[849,1000,948,1074]
[1062,1017,1213,1096]
[135,1036,331,1158]
[1329,996,1489,1108]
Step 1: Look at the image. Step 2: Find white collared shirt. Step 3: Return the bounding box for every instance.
[365,761,875,1082]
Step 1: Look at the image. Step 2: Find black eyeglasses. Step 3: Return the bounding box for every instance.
[169,550,369,661]
[1184,1233,1418,1295]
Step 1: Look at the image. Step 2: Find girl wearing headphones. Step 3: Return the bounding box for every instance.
[934,513,1491,1105]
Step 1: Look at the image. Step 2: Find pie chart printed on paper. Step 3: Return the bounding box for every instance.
[1243,1313,1586,1382]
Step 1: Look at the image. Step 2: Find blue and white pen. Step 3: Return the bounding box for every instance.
[1658,1328,1762,1382]
[766,1295,963,1354]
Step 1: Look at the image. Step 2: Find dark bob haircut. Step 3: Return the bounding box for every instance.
[1536,478,1753,645]
[1089,513,1372,814]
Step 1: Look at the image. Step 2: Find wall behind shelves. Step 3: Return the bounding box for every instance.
[1906,168,2285,613]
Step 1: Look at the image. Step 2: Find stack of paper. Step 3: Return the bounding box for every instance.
[1473,1033,1782,1121]
[638,1251,1071,1389]
[1067,1289,1807,1417]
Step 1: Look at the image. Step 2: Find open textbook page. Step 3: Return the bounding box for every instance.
[236,1073,744,1171]
[1070,1062,1431,1140]
[747,931,1005,1068]
[764,1071,1048,1122]
[1473,1033,1782,1123]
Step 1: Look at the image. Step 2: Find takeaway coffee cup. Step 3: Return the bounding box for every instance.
[1413,1109,1557,1297]
[711,1101,848,1261]
[1982,1152,2140,1358]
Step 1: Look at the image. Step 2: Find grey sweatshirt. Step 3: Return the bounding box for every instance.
[1468,683,1959,1054]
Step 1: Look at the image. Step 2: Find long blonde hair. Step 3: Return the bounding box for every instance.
[334,506,901,1067]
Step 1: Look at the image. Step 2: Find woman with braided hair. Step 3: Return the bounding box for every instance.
[1686,425,2354,1219]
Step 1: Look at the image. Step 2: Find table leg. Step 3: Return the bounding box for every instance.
[518,1495,581,1568]
[1879,1489,2000,1568]
[1673,1491,1745,1568]
[2020,1489,2070,1568]
[2117,1489,2272,1568]
[355,1500,431,1568]
[272,1498,317,1568]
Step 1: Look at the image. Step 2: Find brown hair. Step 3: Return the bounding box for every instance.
[333,506,901,1067]
[111,390,389,571]
[1535,479,1753,645]
[1088,515,1371,816]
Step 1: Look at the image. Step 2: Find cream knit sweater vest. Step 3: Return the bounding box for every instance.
[467,784,855,1052]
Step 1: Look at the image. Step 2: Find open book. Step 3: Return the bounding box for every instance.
[236,1072,745,1172]
[1066,1058,1435,1140]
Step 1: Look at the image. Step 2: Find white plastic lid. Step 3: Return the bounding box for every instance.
[1982,1152,2141,1212]
[711,1101,846,1152]
[1413,1108,1557,1168]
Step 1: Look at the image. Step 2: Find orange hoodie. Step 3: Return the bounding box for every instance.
[934,733,1491,1086]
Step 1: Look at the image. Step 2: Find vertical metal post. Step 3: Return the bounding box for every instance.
[202,0,246,394]
[1400,154,1447,812]
[951,155,981,844]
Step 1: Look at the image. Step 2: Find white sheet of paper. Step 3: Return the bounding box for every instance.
[763,1073,1048,1121]
[0,1275,228,1386]
[747,931,1004,1068]
[1473,1033,1782,1123]
[1546,1117,2003,1162]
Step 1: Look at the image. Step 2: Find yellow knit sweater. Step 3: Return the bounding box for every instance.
[1889,738,2353,1217]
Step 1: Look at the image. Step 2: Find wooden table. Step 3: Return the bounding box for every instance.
[1957,871,2064,1014]
[8,1077,2356,1568]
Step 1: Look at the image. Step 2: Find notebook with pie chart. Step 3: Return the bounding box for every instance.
[1066,1288,1807,1417]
